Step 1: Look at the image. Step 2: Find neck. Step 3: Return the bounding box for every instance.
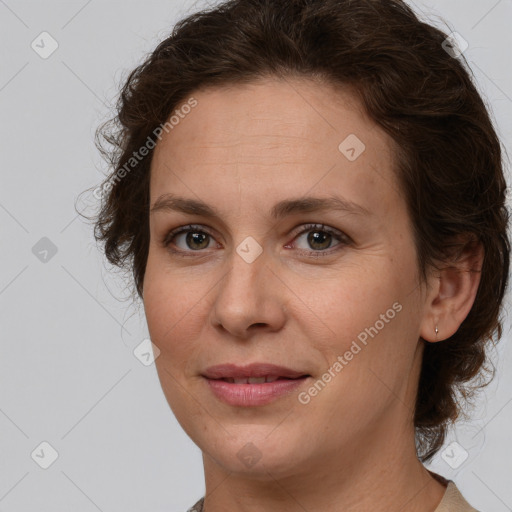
[200,404,446,512]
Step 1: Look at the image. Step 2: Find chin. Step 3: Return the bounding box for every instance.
[192,426,312,479]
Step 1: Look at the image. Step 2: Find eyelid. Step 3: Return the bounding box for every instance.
[290,223,350,242]
[162,224,212,244]
[288,223,352,254]
[162,222,351,254]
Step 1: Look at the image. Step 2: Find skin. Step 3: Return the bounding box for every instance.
[143,76,483,512]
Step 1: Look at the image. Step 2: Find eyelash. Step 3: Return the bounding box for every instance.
[161,223,351,258]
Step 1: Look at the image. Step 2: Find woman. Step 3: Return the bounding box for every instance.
[91,0,510,510]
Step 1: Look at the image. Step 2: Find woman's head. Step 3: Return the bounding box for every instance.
[92,0,510,466]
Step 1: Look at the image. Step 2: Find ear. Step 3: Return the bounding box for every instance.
[420,237,484,343]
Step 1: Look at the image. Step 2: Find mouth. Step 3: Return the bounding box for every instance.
[201,363,311,406]
[202,362,309,380]
[214,376,309,384]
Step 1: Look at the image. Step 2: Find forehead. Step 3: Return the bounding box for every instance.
[149,77,401,215]
[155,77,382,152]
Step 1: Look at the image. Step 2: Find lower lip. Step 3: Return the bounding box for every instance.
[204,377,309,406]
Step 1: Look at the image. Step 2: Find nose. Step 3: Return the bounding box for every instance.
[209,244,287,340]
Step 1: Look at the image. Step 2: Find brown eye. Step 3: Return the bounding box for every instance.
[182,231,210,250]
[292,224,349,254]
[163,225,216,253]
[306,230,333,251]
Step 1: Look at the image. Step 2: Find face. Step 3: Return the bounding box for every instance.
[143,77,428,480]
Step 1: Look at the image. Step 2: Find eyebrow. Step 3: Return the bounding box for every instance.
[150,193,371,219]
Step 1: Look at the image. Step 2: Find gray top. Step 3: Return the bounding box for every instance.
[186,497,204,512]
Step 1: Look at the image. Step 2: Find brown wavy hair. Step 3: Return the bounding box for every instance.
[86,0,510,462]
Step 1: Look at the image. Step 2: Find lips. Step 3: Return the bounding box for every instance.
[201,363,311,406]
[222,376,282,384]
[202,363,309,381]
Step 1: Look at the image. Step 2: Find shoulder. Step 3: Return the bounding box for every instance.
[434,480,481,512]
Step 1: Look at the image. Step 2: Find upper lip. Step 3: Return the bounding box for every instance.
[202,363,309,379]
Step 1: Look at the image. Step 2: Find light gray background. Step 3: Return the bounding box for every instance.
[0,1,511,511]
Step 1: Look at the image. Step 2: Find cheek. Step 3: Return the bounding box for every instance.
[302,260,417,379]
[143,266,215,439]
[143,261,205,367]
[302,264,399,333]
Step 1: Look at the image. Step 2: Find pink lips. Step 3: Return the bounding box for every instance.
[202,363,310,406]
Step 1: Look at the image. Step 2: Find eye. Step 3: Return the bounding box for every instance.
[289,223,350,255]
[161,223,351,257]
[162,224,218,254]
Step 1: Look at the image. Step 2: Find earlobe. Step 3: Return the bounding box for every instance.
[420,238,484,343]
